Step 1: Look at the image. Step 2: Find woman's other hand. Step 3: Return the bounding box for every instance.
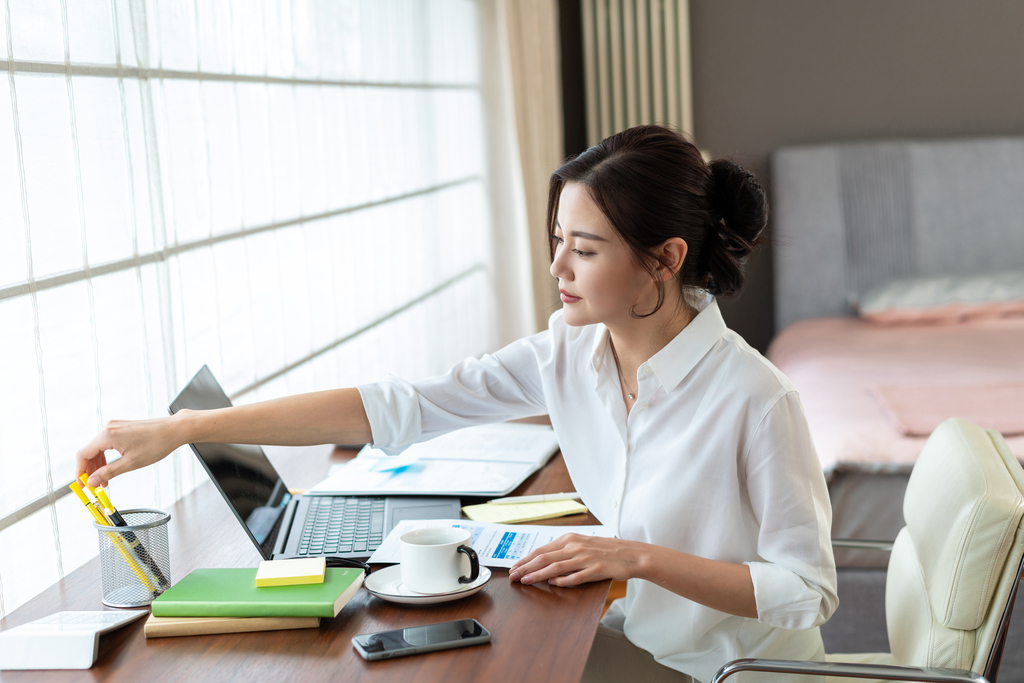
[76,413,187,488]
[508,533,642,587]
[512,532,759,618]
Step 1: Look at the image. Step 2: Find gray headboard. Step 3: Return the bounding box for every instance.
[770,136,1024,332]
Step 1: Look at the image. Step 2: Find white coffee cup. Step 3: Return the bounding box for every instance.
[399,527,480,595]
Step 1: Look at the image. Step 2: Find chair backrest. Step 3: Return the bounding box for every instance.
[885,418,1024,679]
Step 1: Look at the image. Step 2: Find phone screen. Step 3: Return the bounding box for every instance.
[352,619,490,659]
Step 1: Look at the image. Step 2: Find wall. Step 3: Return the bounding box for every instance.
[689,0,1024,351]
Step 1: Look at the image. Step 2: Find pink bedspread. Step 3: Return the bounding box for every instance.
[767,316,1024,472]
[873,382,1024,436]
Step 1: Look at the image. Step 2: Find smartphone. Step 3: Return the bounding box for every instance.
[352,618,492,661]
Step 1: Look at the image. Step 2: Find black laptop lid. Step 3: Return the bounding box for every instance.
[168,365,291,560]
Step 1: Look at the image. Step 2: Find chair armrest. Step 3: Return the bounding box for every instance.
[832,538,894,552]
[710,658,987,683]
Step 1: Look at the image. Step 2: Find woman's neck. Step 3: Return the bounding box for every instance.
[605,300,698,372]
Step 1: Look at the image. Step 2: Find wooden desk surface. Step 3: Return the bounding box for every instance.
[0,445,609,682]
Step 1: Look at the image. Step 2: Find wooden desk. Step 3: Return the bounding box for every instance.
[0,445,610,682]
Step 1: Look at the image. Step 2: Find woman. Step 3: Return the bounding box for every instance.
[78,125,836,682]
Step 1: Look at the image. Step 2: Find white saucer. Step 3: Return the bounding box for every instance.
[364,565,492,605]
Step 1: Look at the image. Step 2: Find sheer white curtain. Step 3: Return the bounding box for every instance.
[502,0,564,332]
[0,0,531,618]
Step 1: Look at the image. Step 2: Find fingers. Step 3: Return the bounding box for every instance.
[75,418,173,487]
[76,437,113,487]
[82,454,108,487]
[509,534,631,587]
[520,558,587,585]
[76,431,113,477]
[509,549,545,578]
[87,457,132,488]
[76,451,107,480]
[547,566,601,587]
[509,533,578,577]
[511,546,587,584]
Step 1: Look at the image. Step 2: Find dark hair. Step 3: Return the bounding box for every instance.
[546,124,767,316]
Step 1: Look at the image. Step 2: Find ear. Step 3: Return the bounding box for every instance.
[652,238,688,281]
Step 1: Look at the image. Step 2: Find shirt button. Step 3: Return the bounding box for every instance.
[638,403,648,410]
[643,366,652,376]
[612,499,618,509]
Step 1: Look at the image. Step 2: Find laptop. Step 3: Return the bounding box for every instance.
[168,365,461,561]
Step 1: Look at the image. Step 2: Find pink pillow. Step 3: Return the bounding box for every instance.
[857,271,1024,325]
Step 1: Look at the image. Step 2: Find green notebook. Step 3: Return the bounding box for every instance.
[151,567,364,618]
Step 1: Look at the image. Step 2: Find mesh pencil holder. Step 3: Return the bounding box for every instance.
[93,509,172,608]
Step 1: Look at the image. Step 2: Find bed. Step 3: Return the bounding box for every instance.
[767,136,1024,659]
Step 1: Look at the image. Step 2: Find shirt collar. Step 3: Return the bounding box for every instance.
[590,323,610,373]
[647,296,727,392]
[588,295,727,392]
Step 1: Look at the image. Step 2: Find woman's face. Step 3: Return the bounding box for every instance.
[549,182,655,328]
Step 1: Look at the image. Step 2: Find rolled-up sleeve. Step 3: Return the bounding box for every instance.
[357,331,550,453]
[743,391,839,630]
[357,375,424,454]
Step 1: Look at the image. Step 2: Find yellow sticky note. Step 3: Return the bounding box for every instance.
[461,499,589,524]
[255,557,326,587]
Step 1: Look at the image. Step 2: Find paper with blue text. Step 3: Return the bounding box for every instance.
[366,519,614,568]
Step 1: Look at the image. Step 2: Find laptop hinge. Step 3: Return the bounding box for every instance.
[270,498,298,559]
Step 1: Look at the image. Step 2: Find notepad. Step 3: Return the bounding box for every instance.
[255,557,326,587]
[461,499,589,524]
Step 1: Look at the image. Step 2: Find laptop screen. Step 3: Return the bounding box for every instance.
[168,365,291,559]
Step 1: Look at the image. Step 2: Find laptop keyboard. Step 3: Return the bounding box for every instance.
[298,496,386,556]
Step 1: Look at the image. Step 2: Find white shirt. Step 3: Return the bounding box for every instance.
[358,298,838,683]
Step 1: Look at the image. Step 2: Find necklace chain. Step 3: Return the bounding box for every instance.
[609,341,637,402]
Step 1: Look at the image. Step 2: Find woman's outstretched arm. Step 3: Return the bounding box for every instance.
[76,388,372,487]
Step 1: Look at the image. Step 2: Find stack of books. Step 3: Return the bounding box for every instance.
[145,559,364,638]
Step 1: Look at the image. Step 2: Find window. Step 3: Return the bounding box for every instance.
[0,0,513,617]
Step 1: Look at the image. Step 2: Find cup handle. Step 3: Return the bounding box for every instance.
[458,545,480,584]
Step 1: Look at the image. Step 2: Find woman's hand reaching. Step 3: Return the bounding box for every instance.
[74,387,373,488]
[76,413,187,488]
[508,533,643,587]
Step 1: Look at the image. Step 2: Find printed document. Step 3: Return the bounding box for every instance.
[367,519,615,568]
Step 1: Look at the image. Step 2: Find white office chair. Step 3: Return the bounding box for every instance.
[712,418,1024,683]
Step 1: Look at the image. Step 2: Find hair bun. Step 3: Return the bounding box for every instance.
[702,159,768,296]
